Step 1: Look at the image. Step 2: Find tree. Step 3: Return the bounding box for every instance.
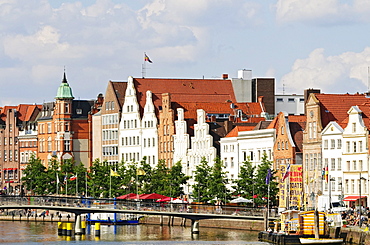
[167,161,190,198]
[191,157,212,203]
[254,154,278,206]
[232,157,256,200]
[88,159,111,198]
[21,155,49,195]
[208,156,230,203]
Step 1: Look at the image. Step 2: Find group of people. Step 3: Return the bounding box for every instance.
[341,206,370,227]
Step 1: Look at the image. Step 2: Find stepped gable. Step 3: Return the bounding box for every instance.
[110,81,127,108]
[133,77,237,116]
[0,106,17,121]
[315,93,370,128]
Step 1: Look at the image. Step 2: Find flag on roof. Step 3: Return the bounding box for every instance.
[144,53,153,63]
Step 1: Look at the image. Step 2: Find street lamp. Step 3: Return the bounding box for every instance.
[328,176,335,212]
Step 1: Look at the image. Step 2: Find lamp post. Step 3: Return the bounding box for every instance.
[359,173,366,216]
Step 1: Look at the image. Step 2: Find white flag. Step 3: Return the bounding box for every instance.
[56,173,60,184]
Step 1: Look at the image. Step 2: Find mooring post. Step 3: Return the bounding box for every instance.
[191,220,199,234]
[75,214,83,235]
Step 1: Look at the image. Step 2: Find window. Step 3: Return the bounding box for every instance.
[309,122,312,139]
[47,123,52,133]
[337,139,342,149]
[338,177,342,191]
[65,103,69,113]
[331,158,335,171]
[64,140,70,151]
[346,141,350,153]
[324,140,328,150]
[359,141,363,152]
[276,98,283,102]
[338,158,342,170]
[281,126,284,134]
[353,141,357,153]
[76,109,82,114]
[351,180,355,193]
[331,178,335,191]
[285,141,288,150]
[313,122,317,138]
[330,139,335,149]
[231,157,234,167]
[353,160,357,171]
[360,160,363,171]
[277,142,280,150]
[347,161,350,171]
[224,158,227,167]
[288,98,295,102]
[352,123,356,133]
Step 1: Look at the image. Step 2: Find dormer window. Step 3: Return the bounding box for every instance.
[76,109,82,115]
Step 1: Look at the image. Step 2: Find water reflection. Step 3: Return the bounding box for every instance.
[0,221,269,244]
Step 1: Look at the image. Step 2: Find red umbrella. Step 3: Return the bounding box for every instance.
[140,193,168,200]
[127,194,145,199]
[156,197,176,202]
[116,193,136,199]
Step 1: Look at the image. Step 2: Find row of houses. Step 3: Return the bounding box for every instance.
[0,70,277,195]
[5,68,367,212]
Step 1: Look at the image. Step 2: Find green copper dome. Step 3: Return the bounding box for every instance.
[55,72,74,99]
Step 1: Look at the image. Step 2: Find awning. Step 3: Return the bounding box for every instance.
[343,196,365,201]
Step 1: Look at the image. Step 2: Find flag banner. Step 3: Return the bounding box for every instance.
[110,169,120,177]
[56,174,60,184]
[137,169,146,175]
[325,166,328,183]
[265,168,272,185]
[144,54,153,63]
[282,163,291,182]
[69,175,77,181]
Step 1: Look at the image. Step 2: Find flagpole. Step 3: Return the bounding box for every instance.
[85,172,88,197]
[56,173,59,196]
[109,170,112,199]
[76,173,78,196]
[66,174,68,196]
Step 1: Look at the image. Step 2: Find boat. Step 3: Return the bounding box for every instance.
[299,238,343,244]
[258,210,345,244]
[86,212,143,225]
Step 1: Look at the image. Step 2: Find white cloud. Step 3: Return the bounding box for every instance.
[274,0,370,24]
[281,47,370,93]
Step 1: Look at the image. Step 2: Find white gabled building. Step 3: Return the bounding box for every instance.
[187,109,217,174]
[173,108,189,168]
[341,106,369,208]
[321,121,344,210]
[118,76,158,166]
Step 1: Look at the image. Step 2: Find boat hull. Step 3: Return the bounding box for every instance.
[299,238,343,244]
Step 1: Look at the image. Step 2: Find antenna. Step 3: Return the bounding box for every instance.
[368,66,369,92]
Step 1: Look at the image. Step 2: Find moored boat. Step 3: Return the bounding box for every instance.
[299,238,343,244]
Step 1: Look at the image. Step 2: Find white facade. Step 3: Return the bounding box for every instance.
[220,128,275,185]
[275,94,304,116]
[187,109,217,174]
[173,108,189,168]
[341,106,369,207]
[321,121,344,210]
[118,76,158,166]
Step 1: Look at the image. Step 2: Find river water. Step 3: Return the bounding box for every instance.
[0,221,269,244]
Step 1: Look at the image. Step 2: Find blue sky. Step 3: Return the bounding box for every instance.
[1,0,370,105]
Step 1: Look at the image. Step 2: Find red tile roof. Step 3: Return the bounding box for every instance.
[315,93,370,128]
[225,125,256,137]
[133,78,237,116]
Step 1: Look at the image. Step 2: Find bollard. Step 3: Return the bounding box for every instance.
[75,215,82,235]
[81,221,86,234]
[192,220,199,234]
[62,222,67,236]
[95,223,101,236]
[58,222,63,236]
[66,222,73,236]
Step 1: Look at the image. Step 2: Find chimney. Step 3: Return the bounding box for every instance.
[222,74,228,79]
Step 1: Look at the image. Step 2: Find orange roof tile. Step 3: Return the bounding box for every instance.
[315,93,370,128]
[225,125,256,137]
[133,77,237,116]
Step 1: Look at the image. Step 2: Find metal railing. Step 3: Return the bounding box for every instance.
[0,195,279,218]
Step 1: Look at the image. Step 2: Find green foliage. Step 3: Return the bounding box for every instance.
[191,157,212,203]
[208,156,230,203]
[232,157,256,199]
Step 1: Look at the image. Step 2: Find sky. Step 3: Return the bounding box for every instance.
[2,0,370,105]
